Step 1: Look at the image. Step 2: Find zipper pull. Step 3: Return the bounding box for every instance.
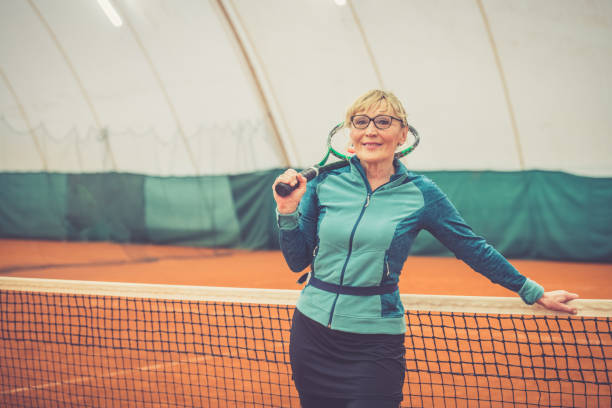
[386,259,390,277]
[312,245,318,257]
[365,194,371,207]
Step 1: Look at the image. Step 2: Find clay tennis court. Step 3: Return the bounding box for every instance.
[1,239,611,297]
[1,239,611,407]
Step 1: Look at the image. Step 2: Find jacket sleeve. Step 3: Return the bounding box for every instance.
[276,180,319,272]
[419,186,544,304]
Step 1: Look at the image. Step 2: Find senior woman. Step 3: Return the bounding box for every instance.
[272,89,578,408]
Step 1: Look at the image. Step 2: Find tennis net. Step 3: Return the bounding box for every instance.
[0,277,610,407]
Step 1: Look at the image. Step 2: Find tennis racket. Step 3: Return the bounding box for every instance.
[274,122,420,197]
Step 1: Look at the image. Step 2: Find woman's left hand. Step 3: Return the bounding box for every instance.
[536,290,579,314]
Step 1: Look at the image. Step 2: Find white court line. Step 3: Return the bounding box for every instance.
[4,327,606,397]
[2,354,209,396]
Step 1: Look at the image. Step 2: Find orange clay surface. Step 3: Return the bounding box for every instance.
[1,239,610,299]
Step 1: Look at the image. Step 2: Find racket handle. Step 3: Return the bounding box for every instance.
[274,167,319,197]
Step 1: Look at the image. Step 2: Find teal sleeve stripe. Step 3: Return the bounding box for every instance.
[276,208,299,230]
[518,278,545,305]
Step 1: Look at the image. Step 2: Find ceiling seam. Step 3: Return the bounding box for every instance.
[113,1,199,175]
[347,0,384,89]
[214,0,295,167]
[476,0,526,170]
[27,0,117,171]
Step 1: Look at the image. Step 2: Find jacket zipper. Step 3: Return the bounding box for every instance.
[311,244,319,277]
[327,192,371,328]
[386,256,390,277]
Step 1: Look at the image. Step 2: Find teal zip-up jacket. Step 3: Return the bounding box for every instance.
[277,156,544,335]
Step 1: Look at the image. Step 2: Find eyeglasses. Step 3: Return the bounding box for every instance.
[350,115,404,130]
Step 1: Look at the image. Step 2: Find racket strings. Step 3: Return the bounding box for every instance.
[328,127,353,160]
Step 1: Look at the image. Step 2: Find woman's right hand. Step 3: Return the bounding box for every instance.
[536,290,579,314]
[272,169,308,214]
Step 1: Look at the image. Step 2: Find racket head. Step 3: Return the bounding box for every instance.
[326,122,420,161]
[395,124,420,158]
[274,122,420,197]
[326,122,352,161]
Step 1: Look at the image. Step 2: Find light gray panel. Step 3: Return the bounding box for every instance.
[353,0,521,171]
[233,0,381,167]
[484,0,612,176]
[32,0,180,174]
[117,0,282,175]
[0,0,100,172]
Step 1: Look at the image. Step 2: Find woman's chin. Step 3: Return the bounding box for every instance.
[355,152,393,165]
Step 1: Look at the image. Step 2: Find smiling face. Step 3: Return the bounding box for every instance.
[349,102,408,166]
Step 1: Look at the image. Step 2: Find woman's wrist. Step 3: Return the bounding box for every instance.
[276,207,299,230]
[277,205,298,215]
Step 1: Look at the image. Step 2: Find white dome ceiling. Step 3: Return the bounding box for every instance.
[1,0,611,176]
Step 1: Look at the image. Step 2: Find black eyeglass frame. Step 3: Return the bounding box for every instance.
[350,114,405,130]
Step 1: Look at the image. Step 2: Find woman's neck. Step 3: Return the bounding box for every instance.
[361,159,395,190]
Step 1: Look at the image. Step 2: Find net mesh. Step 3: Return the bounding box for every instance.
[404,311,610,407]
[1,278,610,408]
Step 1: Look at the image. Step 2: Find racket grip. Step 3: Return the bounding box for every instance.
[274,167,319,197]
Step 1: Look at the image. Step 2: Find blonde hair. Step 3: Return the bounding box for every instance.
[344,89,408,128]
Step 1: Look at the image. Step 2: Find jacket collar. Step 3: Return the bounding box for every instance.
[349,156,409,190]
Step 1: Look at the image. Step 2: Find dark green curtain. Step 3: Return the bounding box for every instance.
[1,170,611,262]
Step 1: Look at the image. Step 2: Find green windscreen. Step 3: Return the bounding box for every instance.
[1,170,611,261]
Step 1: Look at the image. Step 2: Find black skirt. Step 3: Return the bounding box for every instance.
[289,308,406,401]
